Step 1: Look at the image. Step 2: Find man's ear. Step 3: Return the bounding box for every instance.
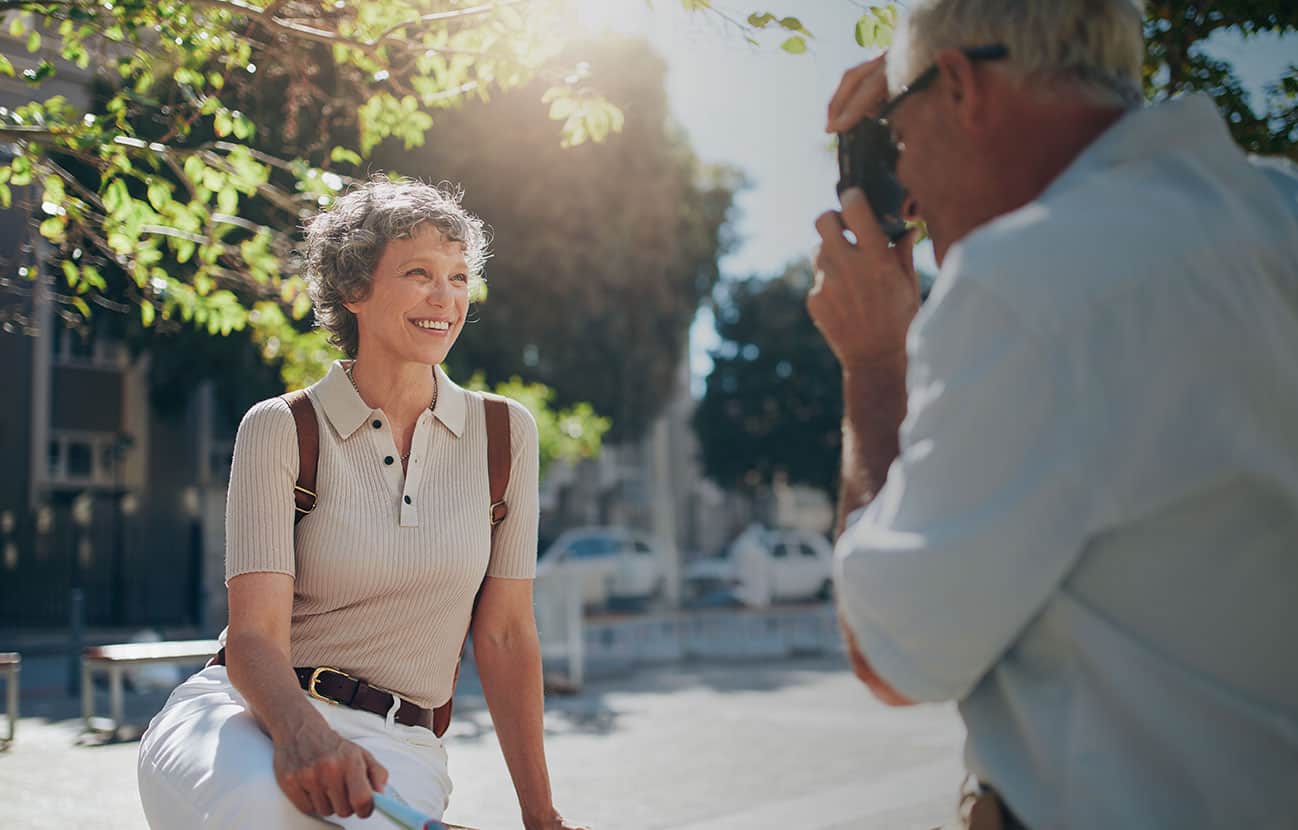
[934,48,988,130]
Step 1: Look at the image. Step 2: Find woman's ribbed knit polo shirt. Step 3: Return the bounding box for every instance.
[224,360,539,709]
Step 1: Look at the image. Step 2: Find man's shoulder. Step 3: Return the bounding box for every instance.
[942,145,1297,335]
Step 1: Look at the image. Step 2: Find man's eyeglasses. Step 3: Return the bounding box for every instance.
[876,44,1010,123]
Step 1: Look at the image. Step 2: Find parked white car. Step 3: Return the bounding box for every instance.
[537,526,667,610]
[684,525,834,608]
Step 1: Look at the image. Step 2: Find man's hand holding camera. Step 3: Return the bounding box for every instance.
[809,188,918,373]
[809,54,919,377]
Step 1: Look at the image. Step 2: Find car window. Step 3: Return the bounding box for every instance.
[798,543,819,558]
[771,543,789,558]
[567,537,620,559]
[633,540,653,554]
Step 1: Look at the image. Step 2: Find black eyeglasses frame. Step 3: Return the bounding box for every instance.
[876,44,1010,123]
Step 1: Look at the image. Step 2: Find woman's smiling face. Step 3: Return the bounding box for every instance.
[346,222,471,367]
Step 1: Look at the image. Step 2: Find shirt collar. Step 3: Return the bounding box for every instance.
[431,364,466,438]
[312,360,467,440]
[1042,95,1231,202]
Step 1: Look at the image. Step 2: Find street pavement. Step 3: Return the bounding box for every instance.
[0,656,967,829]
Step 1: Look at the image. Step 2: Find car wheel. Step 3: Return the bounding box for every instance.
[817,578,833,601]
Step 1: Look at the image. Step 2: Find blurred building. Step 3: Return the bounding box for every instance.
[0,29,235,629]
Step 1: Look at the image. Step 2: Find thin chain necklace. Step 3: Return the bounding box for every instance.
[345,361,437,463]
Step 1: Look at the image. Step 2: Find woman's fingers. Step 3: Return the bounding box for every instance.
[363,747,390,793]
[343,754,375,819]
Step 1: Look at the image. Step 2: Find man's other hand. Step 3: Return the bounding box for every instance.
[810,187,919,371]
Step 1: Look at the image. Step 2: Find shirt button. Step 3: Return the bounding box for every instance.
[403,495,412,505]
[384,456,394,465]
[372,419,382,429]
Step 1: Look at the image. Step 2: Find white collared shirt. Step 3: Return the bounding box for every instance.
[835,96,1298,828]
[225,361,539,709]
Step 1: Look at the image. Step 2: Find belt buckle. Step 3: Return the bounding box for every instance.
[307,666,353,704]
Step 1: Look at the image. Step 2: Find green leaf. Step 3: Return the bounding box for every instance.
[779,17,807,34]
[217,185,238,214]
[780,36,807,55]
[680,0,711,9]
[25,31,40,54]
[42,176,66,206]
[39,216,65,242]
[62,260,79,286]
[0,55,13,77]
[8,17,25,38]
[0,183,10,209]
[184,154,205,184]
[214,110,233,137]
[71,296,91,318]
[330,146,363,165]
[140,302,156,327]
[103,178,130,214]
[147,181,171,212]
[747,13,775,28]
[855,16,876,48]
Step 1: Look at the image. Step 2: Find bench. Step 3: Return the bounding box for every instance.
[81,639,220,736]
[0,652,18,746]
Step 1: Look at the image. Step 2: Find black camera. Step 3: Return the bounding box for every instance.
[836,118,908,243]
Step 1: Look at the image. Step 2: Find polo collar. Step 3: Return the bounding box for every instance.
[431,364,467,438]
[312,360,467,440]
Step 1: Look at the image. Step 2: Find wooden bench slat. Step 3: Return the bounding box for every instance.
[83,640,221,663]
[0,653,19,666]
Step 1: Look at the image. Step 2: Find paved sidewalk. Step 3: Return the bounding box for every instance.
[0,657,966,829]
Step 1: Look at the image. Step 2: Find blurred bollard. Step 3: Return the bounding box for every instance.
[67,587,84,696]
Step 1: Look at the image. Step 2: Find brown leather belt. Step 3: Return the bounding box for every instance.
[294,666,434,731]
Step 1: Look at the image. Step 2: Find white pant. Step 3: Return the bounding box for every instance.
[137,666,452,829]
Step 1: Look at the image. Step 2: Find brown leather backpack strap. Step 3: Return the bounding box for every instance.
[432,394,514,737]
[282,389,319,525]
[208,390,319,669]
[483,395,512,534]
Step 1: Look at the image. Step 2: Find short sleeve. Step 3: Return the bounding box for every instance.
[834,277,1095,702]
[485,398,539,579]
[224,397,299,583]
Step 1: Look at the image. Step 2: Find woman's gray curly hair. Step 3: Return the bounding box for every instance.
[303,176,489,358]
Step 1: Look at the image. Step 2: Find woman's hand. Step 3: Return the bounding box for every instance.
[272,720,389,819]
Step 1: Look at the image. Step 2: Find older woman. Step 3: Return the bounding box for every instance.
[137,178,586,830]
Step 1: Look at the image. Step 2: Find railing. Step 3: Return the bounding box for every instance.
[532,563,584,689]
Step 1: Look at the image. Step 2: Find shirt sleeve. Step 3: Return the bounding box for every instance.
[485,398,540,579]
[225,397,299,584]
[834,276,1095,703]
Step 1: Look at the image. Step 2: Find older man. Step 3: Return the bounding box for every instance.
[809,1,1298,828]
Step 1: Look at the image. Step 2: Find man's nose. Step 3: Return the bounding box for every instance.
[902,195,922,223]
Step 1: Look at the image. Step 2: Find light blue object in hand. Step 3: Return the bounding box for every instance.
[371,791,447,830]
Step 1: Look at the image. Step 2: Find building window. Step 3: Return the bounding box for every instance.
[47,431,124,487]
[50,323,128,370]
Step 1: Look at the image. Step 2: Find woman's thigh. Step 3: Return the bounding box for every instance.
[137,667,327,828]
[138,666,450,829]
[324,700,452,826]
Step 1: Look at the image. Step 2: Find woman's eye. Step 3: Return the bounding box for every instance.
[451,273,468,283]
[405,268,429,279]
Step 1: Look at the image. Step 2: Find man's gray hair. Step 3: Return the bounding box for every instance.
[889,0,1146,109]
[303,176,489,357]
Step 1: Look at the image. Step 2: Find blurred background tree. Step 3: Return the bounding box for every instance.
[1144,2,1298,160]
[0,0,807,462]
[384,35,741,441]
[692,261,841,498]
